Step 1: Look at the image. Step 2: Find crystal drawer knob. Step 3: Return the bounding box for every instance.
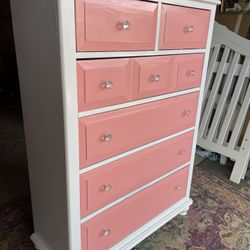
[149,75,161,82]
[179,149,186,155]
[101,134,112,142]
[117,21,130,30]
[187,70,196,77]
[183,110,191,117]
[184,25,194,33]
[176,185,182,191]
[101,229,111,237]
[103,81,113,89]
[102,184,112,192]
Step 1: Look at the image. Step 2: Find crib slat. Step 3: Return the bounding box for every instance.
[217,57,250,145]
[207,52,240,142]
[199,47,230,138]
[228,83,250,149]
[204,45,221,96]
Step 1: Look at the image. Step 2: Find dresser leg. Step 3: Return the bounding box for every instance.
[179,206,190,216]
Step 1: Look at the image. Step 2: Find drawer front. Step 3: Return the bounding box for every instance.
[79,93,199,168]
[133,56,173,99]
[81,167,189,250]
[77,59,132,111]
[159,5,210,49]
[173,54,205,91]
[80,131,194,216]
[75,0,158,52]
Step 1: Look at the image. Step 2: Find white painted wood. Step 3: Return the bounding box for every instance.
[11,0,219,249]
[230,123,250,183]
[206,53,240,142]
[185,4,217,199]
[199,47,230,138]
[57,0,81,249]
[80,163,190,223]
[76,48,206,59]
[217,58,250,145]
[220,155,228,165]
[228,84,250,149]
[10,1,70,249]
[198,21,250,183]
[80,127,195,174]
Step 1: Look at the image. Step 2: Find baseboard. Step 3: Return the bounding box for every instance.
[31,198,192,250]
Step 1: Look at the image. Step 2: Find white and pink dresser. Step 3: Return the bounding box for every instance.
[11,0,220,249]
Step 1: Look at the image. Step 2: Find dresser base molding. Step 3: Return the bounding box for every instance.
[31,233,51,250]
[111,198,192,250]
[30,198,192,250]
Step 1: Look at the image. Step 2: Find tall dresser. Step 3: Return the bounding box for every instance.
[11,0,220,249]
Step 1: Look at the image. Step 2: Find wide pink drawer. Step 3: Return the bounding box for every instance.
[79,93,199,168]
[81,167,189,250]
[159,5,210,49]
[75,0,158,52]
[80,131,194,217]
[77,59,132,111]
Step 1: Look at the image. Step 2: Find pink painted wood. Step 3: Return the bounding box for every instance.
[173,54,205,91]
[79,93,199,168]
[77,54,204,111]
[80,131,194,217]
[75,0,158,52]
[77,59,132,111]
[81,167,189,250]
[159,5,210,49]
[133,56,173,99]
[133,54,204,99]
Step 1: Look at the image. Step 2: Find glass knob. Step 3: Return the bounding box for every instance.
[176,185,182,191]
[103,81,113,89]
[184,25,194,33]
[101,229,111,237]
[186,70,196,77]
[101,134,112,142]
[149,75,161,82]
[117,21,130,30]
[102,184,112,192]
[179,149,186,155]
[183,110,191,117]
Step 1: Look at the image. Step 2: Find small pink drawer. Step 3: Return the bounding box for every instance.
[133,56,174,99]
[81,167,189,250]
[75,0,158,52]
[80,131,194,217]
[173,54,205,92]
[79,93,199,168]
[159,5,210,49]
[77,59,132,111]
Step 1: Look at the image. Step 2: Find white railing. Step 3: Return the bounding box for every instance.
[198,21,250,183]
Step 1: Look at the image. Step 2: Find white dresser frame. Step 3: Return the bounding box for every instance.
[10,0,219,249]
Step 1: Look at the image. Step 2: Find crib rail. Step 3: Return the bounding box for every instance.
[198,22,250,183]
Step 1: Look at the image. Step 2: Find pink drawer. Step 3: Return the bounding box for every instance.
[79,93,199,168]
[81,167,189,250]
[80,131,194,217]
[75,0,157,52]
[173,54,205,91]
[132,56,173,99]
[159,5,210,49]
[77,59,132,111]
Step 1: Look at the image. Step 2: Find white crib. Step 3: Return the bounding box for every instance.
[198,22,250,184]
